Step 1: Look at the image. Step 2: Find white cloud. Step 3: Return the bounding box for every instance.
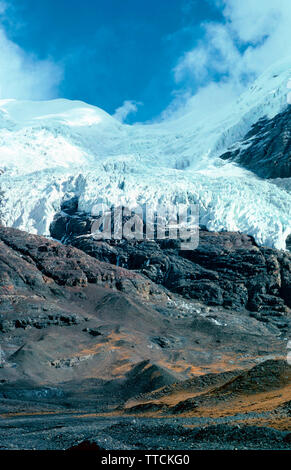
[165,0,291,120]
[223,0,282,44]
[113,100,142,123]
[0,2,62,100]
[174,23,242,83]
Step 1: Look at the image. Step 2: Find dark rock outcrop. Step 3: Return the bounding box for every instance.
[50,211,291,318]
[0,310,84,333]
[220,106,291,178]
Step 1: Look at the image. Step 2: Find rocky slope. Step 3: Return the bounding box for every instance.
[220,106,291,178]
[0,224,289,397]
[0,225,290,448]
[50,206,291,332]
[122,359,291,420]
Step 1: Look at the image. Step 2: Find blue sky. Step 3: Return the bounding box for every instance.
[0,0,290,123]
[0,0,222,122]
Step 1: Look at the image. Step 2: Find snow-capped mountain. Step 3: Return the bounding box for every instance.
[0,56,291,249]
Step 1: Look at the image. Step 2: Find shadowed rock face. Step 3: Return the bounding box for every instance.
[220,106,291,178]
[50,211,291,319]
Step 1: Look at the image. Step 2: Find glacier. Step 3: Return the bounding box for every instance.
[0,57,291,249]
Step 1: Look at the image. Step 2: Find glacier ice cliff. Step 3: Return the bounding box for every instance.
[0,57,291,249]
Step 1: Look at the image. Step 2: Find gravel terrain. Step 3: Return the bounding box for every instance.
[0,411,290,450]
